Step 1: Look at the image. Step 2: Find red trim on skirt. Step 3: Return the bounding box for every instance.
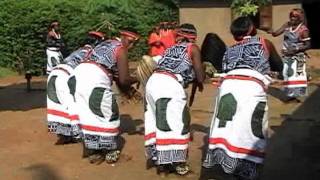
[145,132,190,145]
[145,132,156,140]
[209,137,265,158]
[80,124,119,133]
[283,80,307,85]
[47,109,79,121]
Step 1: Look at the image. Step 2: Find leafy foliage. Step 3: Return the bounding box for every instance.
[230,0,271,16]
[0,0,178,75]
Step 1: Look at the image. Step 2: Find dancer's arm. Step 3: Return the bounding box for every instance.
[116,48,138,89]
[191,44,205,92]
[265,39,283,73]
[297,30,311,52]
[268,22,289,37]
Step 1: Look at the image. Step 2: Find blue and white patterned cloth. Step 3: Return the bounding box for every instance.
[157,42,195,85]
[222,36,270,75]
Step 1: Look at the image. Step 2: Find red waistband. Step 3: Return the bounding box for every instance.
[222,75,267,91]
[53,66,70,75]
[154,70,178,80]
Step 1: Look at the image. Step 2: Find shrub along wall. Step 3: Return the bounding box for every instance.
[0,0,178,75]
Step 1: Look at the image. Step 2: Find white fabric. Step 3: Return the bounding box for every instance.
[145,73,189,154]
[152,55,162,64]
[46,49,63,74]
[47,64,74,127]
[208,69,270,164]
[73,63,119,137]
[282,54,307,88]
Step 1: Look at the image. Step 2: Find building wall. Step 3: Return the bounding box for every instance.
[179,3,301,50]
[179,7,234,46]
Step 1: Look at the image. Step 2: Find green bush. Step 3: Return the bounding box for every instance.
[230,0,271,16]
[0,0,178,75]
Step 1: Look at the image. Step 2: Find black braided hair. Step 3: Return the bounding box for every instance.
[230,16,254,41]
[178,23,197,42]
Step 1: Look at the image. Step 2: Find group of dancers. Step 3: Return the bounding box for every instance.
[46,8,310,179]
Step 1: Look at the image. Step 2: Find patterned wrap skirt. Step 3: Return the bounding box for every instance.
[73,62,120,150]
[203,69,270,180]
[282,52,307,97]
[144,72,191,165]
[47,64,80,137]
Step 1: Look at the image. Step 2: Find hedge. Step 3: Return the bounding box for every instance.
[0,0,178,75]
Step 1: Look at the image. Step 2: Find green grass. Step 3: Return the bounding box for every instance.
[0,67,18,78]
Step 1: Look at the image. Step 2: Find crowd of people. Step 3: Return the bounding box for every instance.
[45,8,311,179]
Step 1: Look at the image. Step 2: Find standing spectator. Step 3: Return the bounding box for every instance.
[268,8,311,100]
[46,20,64,74]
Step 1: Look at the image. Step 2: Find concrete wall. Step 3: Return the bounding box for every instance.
[179,7,234,46]
[179,3,301,50]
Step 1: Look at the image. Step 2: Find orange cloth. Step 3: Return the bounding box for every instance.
[148,32,165,56]
[160,29,176,49]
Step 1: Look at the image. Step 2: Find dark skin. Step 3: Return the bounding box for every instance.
[174,36,205,107]
[48,23,60,38]
[174,36,205,91]
[48,23,64,48]
[115,35,138,91]
[268,15,311,56]
[265,39,283,73]
[190,44,205,91]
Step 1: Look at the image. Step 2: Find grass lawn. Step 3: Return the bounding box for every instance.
[0,67,17,78]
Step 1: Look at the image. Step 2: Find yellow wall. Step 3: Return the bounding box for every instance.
[179,4,301,50]
[179,7,234,46]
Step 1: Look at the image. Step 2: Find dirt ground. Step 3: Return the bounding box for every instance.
[0,50,320,180]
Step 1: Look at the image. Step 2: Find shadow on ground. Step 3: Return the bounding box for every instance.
[24,164,61,180]
[120,114,144,135]
[262,87,320,180]
[0,81,46,111]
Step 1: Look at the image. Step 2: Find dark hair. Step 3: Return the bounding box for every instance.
[48,20,59,30]
[200,33,226,72]
[177,23,197,42]
[179,23,197,35]
[290,8,305,23]
[83,34,104,47]
[230,16,254,41]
